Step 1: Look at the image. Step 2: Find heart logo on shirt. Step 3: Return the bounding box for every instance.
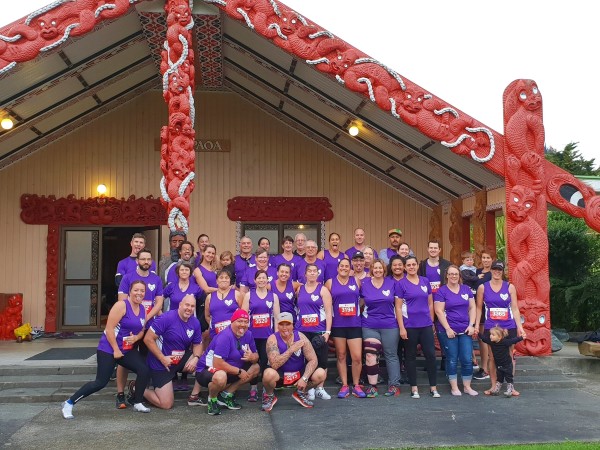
[225,299,233,306]
[140,318,145,326]
[186,329,194,338]
[268,276,273,282]
[249,263,256,268]
[420,285,428,293]
[148,283,156,292]
[363,306,368,319]
[461,293,469,300]
[266,301,273,309]
[382,290,390,296]
[437,269,440,274]
[286,292,294,300]
[500,293,509,301]
[311,294,320,302]
[241,344,250,353]
[349,285,357,291]
[317,269,322,275]
[294,349,302,357]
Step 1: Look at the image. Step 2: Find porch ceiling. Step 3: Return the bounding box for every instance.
[0,0,504,206]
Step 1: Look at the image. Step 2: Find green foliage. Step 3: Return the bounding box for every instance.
[495,215,506,262]
[545,142,600,175]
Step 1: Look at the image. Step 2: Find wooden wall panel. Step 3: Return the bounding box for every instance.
[0,91,432,327]
[487,187,506,210]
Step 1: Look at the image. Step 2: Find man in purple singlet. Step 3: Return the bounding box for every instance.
[379,228,403,265]
[260,312,326,411]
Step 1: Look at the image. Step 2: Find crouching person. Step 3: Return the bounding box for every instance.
[194,309,260,415]
[140,294,202,409]
[261,312,326,411]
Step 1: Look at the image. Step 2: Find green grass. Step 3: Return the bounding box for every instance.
[385,443,600,450]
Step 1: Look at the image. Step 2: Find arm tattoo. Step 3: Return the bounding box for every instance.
[301,335,317,379]
[266,339,290,370]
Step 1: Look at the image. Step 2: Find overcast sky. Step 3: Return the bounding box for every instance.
[4,0,598,166]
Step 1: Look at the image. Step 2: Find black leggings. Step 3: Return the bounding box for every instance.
[250,338,269,385]
[404,326,437,387]
[69,349,150,404]
[303,332,329,370]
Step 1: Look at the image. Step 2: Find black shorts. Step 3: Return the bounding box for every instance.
[195,362,252,388]
[331,326,362,340]
[150,349,192,388]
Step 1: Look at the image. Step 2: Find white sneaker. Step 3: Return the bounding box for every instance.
[133,402,150,413]
[307,388,315,401]
[62,401,74,419]
[315,387,331,400]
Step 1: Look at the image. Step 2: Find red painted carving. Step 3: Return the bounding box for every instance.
[503,80,551,356]
[159,0,196,234]
[0,294,23,340]
[20,194,166,225]
[45,225,59,333]
[227,197,333,221]
[0,1,143,76]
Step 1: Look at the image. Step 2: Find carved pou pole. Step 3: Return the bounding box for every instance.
[159,0,196,233]
[503,80,551,356]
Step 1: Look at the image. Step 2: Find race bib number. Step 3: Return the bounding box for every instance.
[489,308,509,321]
[301,313,319,327]
[122,336,133,351]
[208,366,218,373]
[142,300,153,315]
[252,313,271,328]
[215,320,231,334]
[283,371,301,385]
[171,350,185,365]
[339,303,356,317]
[430,282,440,293]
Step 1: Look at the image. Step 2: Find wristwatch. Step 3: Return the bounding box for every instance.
[302,376,309,383]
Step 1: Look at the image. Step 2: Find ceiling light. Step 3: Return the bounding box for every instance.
[97,184,107,195]
[348,124,359,136]
[1,118,13,130]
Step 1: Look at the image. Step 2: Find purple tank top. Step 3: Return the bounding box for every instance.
[248,290,275,339]
[483,281,515,329]
[360,277,398,329]
[295,284,326,333]
[208,288,239,338]
[198,265,218,289]
[276,331,305,373]
[98,299,145,354]
[273,280,296,321]
[322,250,346,281]
[271,254,302,281]
[330,276,361,328]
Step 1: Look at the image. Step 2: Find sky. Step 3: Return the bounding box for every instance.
[4,0,598,166]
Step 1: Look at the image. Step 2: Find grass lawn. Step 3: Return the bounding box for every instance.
[398,443,600,450]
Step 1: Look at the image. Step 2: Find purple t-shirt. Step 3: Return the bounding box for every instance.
[97,299,145,354]
[163,280,201,312]
[273,280,296,321]
[147,310,201,371]
[197,326,257,372]
[164,259,195,285]
[271,254,302,281]
[425,262,442,293]
[330,277,361,328]
[360,277,398,329]
[248,290,275,339]
[345,246,379,261]
[240,265,278,291]
[395,276,432,328]
[295,258,326,284]
[483,281,516,330]
[295,284,326,333]
[322,250,347,281]
[118,271,163,327]
[433,284,473,333]
[116,256,157,278]
[275,331,305,373]
[234,254,256,288]
[208,288,239,338]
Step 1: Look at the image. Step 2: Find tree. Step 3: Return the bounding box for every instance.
[545,142,600,175]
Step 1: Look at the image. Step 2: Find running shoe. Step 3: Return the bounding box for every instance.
[207,398,221,415]
[109,365,117,381]
[292,390,314,408]
[315,387,331,400]
[217,392,242,410]
[384,385,401,397]
[307,388,316,401]
[335,376,343,385]
[187,394,207,406]
[261,394,278,412]
[116,392,127,409]
[410,391,420,399]
[504,383,514,398]
[133,402,151,413]
[247,388,259,402]
[352,385,366,398]
[473,369,490,380]
[62,401,74,419]
[365,386,378,398]
[337,385,350,398]
[430,389,441,398]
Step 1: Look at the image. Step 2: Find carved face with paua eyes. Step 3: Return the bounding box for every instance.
[515,79,542,112]
[401,88,425,113]
[507,185,535,222]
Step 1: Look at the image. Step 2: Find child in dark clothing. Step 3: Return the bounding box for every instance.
[459,251,479,292]
[479,326,526,397]
[218,251,236,286]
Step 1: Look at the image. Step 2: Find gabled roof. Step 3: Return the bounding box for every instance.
[0,0,505,207]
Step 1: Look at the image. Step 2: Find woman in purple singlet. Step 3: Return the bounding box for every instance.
[317,232,347,281]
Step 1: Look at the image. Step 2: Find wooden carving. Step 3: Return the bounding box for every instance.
[227,196,333,221]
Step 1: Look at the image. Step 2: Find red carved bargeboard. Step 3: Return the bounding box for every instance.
[20,194,166,332]
[227,197,333,222]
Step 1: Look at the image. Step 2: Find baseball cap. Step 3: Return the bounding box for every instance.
[388,228,403,237]
[231,309,249,322]
[352,251,365,260]
[491,260,505,270]
[278,312,294,324]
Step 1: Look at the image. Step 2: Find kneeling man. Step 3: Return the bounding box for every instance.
[262,312,326,411]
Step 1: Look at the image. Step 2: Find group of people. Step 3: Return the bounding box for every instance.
[62,227,526,419]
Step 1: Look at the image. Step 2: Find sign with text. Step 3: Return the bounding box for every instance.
[155,138,230,153]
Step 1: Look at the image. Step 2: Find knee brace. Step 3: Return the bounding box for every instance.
[364,341,383,371]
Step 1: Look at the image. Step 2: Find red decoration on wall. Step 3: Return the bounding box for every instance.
[227,197,333,221]
[20,194,166,225]
[0,294,23,340]
[159,0,196,234]
[45,225,59,333]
